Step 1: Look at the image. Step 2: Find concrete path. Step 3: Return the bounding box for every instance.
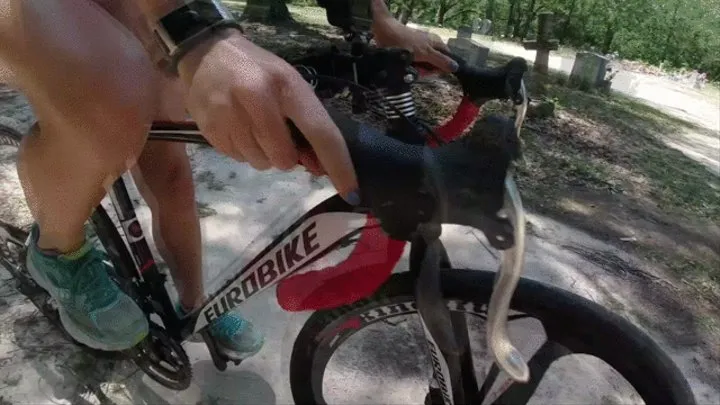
[1,141,719,404]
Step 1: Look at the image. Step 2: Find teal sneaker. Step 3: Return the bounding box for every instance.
[209,312,265,360]
[177,303,264,360]
[26,225,149,351]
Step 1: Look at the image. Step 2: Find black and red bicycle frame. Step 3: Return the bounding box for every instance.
[98,41,528,404]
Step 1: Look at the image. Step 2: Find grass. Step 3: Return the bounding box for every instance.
[497,61,720,302]
[511,59,720,220]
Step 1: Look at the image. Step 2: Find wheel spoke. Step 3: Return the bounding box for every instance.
[477,363,502,404]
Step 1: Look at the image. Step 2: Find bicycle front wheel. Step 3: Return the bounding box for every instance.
[289,269,695,404]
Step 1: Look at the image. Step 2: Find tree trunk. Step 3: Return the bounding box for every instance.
[519,0,537,39]
[505,0,518,37]
[559,0,578,42]
[243,0,293,23]
[399,8,413,24]
[662,0,682,61]
[486,0,495,20]
[601,23,615,53]
[436,2,448,25]
[512,10,523,38]
[398,0,416,24]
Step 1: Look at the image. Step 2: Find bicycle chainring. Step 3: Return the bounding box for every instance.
[130,324,192,390]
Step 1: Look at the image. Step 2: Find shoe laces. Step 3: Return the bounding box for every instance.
[210,313,247,341]
[70,249,118,311]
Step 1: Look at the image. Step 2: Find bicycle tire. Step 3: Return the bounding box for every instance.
[289,269,696,405]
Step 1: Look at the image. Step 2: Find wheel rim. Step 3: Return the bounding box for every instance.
[301,296,680,405]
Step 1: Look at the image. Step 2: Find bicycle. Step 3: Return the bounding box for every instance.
[0,32,696,404]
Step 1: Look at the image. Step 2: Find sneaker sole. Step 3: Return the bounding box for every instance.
[58,307,149,352]
[216,335,265,362]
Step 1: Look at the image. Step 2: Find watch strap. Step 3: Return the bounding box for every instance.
[153,0,243,75]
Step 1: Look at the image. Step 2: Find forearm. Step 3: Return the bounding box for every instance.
[369,0,395,35]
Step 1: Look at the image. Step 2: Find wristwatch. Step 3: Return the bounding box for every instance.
[153,0,243,75]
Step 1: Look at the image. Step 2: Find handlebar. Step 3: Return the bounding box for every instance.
[289,107,515,245]
[289,41,533,382]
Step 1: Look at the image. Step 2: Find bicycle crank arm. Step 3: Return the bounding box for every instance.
[486,175,530,383]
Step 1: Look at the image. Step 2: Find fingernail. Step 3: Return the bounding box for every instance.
[450,60,459,72]
[345,190,361,206]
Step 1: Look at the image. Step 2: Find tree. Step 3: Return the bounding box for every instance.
[486,0,496,20]
[504,0,520,37]
[433,0,479,26]
[243,0,293,23]
[393,0,427,24]
[376,0,720,80]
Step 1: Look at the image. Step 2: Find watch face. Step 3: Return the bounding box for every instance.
[161,0,229,44]
[351,0,373,31]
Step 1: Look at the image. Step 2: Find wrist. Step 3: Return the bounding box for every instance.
[147,0,241,76]
[177,26,244,79]
[370,0,396,34]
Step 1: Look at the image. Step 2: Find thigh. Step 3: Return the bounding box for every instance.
[7,0,159,164]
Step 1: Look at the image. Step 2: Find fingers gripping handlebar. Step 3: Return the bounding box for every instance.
[289,110,515,245]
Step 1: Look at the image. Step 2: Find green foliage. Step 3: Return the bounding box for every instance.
[295,0,719,80]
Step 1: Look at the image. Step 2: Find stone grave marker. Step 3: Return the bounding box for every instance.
[447,36,490,67]
[478,19,493,35]
[522,12,559,73]
[570,52,611,89]
[457,26,473,39]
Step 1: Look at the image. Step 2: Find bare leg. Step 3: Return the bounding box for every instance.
[133,142,204,310]
[131,79,263,360]
[128,73,206,310]
[9,0,157,252]
[0,0,157,350]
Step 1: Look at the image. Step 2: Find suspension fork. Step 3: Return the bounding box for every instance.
[412,224,480,405]
[105,175,181,334]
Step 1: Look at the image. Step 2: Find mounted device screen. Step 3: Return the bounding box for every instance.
[317,0,373,32]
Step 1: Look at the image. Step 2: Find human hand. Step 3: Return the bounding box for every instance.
[369,0,458,73]
[176,29,359,202]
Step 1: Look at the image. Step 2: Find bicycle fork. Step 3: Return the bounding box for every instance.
[412,224,478,405]
[413,175,529,405]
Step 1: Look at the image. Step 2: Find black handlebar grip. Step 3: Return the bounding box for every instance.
[414,53,527,103]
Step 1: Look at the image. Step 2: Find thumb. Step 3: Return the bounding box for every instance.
[419,48,459,73]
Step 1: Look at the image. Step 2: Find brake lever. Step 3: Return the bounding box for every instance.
[487,175,529,383]
[485,79,530,383]
[513,81,529,139]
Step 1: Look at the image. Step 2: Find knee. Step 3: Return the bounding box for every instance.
[83,59,159,163]
[137,144,196,211]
